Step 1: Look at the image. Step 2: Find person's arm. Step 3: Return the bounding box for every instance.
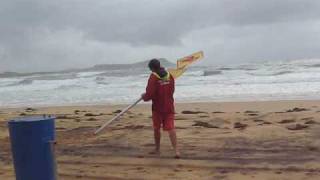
[142,74,156,101]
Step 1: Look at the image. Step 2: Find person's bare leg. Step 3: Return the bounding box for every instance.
[154,129,161,152]
[149,129,161,155]
[168,129,180,158]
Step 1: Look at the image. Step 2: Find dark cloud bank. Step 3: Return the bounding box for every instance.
[1,0,320,72]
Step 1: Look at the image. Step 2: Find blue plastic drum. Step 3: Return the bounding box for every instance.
[8,115,57,180]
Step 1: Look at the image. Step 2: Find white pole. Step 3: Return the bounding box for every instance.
[94,97,143,134]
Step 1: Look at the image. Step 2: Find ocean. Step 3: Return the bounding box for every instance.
[1,59,320,107]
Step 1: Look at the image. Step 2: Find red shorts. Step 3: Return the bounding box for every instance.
[152,111,175,131]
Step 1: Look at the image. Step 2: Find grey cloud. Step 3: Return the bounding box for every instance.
[3,0,320,45]
[1,0,320,72]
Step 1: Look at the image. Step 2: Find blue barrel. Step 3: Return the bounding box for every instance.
[8,115,57,180]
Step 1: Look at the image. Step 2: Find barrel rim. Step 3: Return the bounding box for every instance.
[8,115,55,124]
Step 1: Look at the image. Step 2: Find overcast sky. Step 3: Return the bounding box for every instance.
[1,0,320,72]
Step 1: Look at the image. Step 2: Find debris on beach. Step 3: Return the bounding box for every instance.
[212,111,225,114]
[124,125,145,130]
[192,121,219,128]
[253,119,264,122]
[87,118,98,121]
[199,115,210,118]
[56,115,76,119]
[275,111,286,113]
[25,107,36,112]
[301,117,314,121]
[74,110,81,114]
[175,116,188,120]
[258,121,272,125]
[233,122,248,129]
[74,119,81,122]
[113,110,122,114]
[84,113,101,117]
[286,124,308,130]
[182,110,206,114]
[247,113,259,116]
[286,107,309,112]
[305,120,317,124]
[278,119,295,124]
[244,110,259,113]
[307,146,318,151]
[263,121,272,124]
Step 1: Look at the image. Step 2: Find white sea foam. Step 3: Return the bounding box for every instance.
[1,59,320,107]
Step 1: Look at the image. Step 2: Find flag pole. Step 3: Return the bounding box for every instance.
[94,97,142,134]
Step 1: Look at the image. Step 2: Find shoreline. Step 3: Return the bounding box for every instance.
[1,98,320,110]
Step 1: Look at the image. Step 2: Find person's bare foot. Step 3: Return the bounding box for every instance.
[174,150,181,159]
[148,149,160,156]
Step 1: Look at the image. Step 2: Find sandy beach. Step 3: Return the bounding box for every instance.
[1,100,320,179]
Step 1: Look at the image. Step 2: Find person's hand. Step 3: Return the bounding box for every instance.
[141,93,146,98]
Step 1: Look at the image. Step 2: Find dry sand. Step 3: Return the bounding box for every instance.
[1,100,320,179]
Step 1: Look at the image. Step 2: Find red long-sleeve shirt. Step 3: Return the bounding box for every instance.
[142,73,175,113]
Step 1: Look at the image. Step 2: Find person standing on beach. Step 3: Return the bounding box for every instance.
[142,59,180,158]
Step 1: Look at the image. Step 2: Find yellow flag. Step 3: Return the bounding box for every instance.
[177,51,204,69]
[169,51,204,79]
[168,68,186,79]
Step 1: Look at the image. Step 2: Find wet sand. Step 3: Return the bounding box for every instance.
[1,100,320,179]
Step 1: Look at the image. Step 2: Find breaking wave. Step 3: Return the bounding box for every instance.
[203,70,223,76]
[8,79,33,86]
[55,85,86,90]
[29,73,78,81]
[2,58,320,107]
[248,70,294,76]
